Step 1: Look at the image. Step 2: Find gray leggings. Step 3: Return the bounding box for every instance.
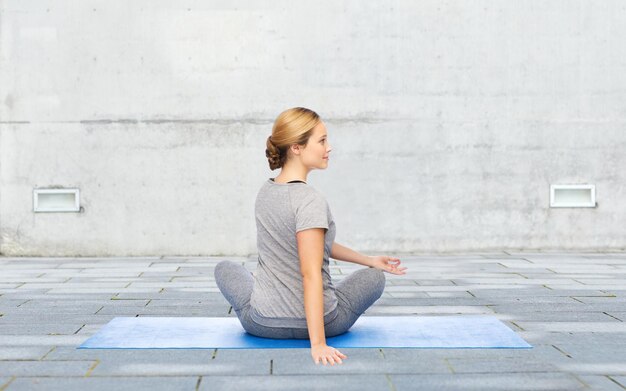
[214,261,385,339]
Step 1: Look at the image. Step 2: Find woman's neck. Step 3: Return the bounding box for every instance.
[274,163,309,184]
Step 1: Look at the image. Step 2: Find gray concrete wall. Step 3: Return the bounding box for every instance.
[1,0,625,256]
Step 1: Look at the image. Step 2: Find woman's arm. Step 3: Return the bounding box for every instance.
[330,242,375,267]
[297,228,347,365]
[331,242,407,275]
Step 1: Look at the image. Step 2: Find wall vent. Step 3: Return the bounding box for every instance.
[550,184,596,208]
[33,188,80,212]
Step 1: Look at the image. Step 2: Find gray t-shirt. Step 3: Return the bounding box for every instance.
[250,178,338,328]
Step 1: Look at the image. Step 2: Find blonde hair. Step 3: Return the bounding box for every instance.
[265,107,320,170]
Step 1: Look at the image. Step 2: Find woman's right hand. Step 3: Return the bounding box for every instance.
[310,343,347,365]
[367,255,407,275]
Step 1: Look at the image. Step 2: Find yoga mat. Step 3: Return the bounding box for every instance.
[79,315,532,349]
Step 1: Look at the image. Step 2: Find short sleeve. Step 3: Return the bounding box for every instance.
[295,192,329,233]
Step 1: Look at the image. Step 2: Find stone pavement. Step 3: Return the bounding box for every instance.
[0,252,625,391]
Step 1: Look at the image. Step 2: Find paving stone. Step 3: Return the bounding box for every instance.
[385,290,438,298]
[0,323,84,335]
[574,375,626,391]
[556,362,626,375]
[144,267,186,273]
[453,278,584,285]
[0,277,69,283]
[247,348,451,375]
[110,292,184,299]
[0,293,115,300]
[56,262,153,269]
[383,285,447,292]
[508,345,573,363]
[155,263,223,269]
[513,321,626,333]
[468,289,610,297]
[70,277,173,283]
[612,376,626,388]
[380,345,565,362]
[386,279,418,286]
[96,305,229,316]
[425,291,476,298]
[172,268,216,275]
[45,288,163,294]
[71,271,143,277]
[575,279,626,285]
[606,312,626,321]
[0,361,96,376]
[546,267,621,274]
[603,289,626,297]
[126,282,211,288]
[2,305,104,314]
[0,346,52,360]
[145,297,229,306]
[167,287,221,293]
[0,314,116,324]
[554,345,626,363]
[375,298,489,306]
[75,324,106,334]
[523,332,626,348]
[496,262,555,270]
[1,264,63,270]
[0,283,23,293]
[6,377,199,391]
[196,374,390,391]
[139,305,230,315]
[209,349,284,374]
[415,279,458,286]
[544,284,622,291]
[162,257,231,262]
[489,303,620,313]
[117,290,216,299]
[364,305,494,315]
[445,356,560,373]
[493,311,621,322]
[89,352,266,376]
[0,268,43,274]
[17,299,150,308]
[455,272,534,278]
[488,296,581,304]
[18,282,130,289]
[516,273,588,279]
[169,278,217,286]
[390,372,586,390]
[45,346,213,362]
[572,296,626,304]
[0,299,30,309]
[0,334,87,347]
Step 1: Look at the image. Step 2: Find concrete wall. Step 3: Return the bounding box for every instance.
[1,0,625,256]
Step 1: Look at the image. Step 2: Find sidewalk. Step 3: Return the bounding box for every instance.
[0,252,625,390]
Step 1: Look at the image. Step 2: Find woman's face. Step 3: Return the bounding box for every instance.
[299,121,332,170]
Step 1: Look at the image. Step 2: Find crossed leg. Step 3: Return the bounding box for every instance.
[214,260,386,339]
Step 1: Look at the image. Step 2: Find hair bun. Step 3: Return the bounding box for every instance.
[266,135,283,170]
[265,148,279,162]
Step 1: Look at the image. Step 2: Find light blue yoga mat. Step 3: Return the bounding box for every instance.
[79,315,532,349]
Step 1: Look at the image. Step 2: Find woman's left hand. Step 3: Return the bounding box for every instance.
[368,256,407,275]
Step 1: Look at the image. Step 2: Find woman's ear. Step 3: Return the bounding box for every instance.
[290,144,301,156]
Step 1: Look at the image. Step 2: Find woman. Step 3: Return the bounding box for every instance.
[215,107,407,365]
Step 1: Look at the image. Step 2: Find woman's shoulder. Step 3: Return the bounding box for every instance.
[288,182,325,198]
[288,185,330,214]
[257,178,327,206]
